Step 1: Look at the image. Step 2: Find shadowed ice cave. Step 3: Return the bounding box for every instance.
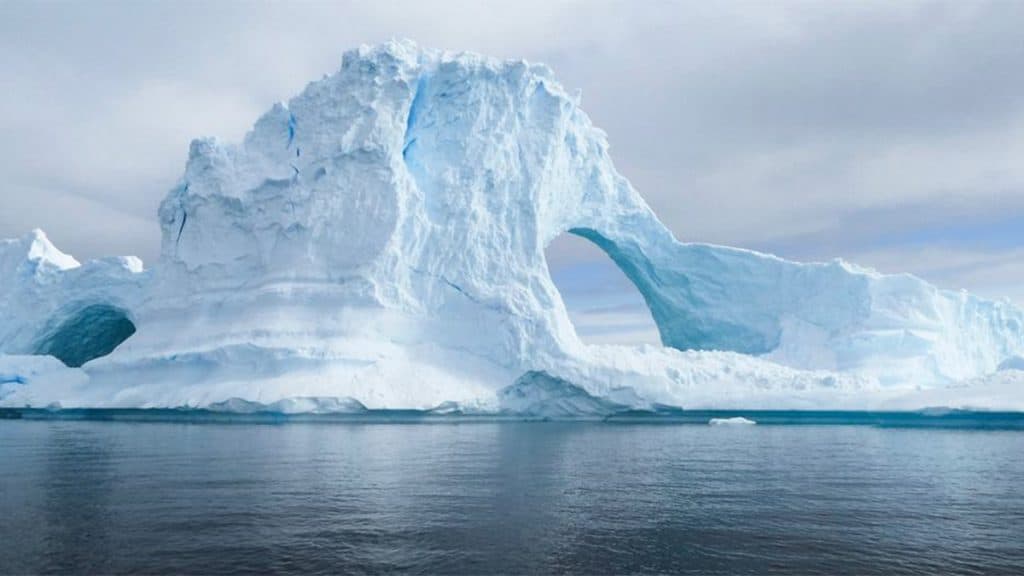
[33,304,136,367]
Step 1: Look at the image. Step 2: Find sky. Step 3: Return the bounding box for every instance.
[1,1,1021,344]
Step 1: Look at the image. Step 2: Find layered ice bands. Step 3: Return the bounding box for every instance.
[2,41,1023,412]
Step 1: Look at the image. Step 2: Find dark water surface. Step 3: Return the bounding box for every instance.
[2,420,1023,575]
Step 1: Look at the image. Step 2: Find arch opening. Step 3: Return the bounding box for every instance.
[545,231,660,345]
[33,304,136,367]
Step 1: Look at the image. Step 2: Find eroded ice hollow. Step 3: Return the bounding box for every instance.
[1,41,1022,411]
[32,304,136,368]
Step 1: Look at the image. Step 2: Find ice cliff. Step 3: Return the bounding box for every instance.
[2,41,1022,412]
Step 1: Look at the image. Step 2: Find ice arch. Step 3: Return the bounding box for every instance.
[545,232,659,345]
[567,227,675,348]
[33,304,136,368]
[564,226,779,355]
[151,40,796,361]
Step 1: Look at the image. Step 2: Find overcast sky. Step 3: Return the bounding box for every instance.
[2,1,1022,341]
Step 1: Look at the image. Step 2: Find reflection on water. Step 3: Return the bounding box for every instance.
[42,426,117,573]
[1,422,1023,574]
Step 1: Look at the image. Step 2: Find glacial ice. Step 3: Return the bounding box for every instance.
[998,356,1024,372]
[1,40,1022,413]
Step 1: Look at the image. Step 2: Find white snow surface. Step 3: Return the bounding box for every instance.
[2,41,1023,412]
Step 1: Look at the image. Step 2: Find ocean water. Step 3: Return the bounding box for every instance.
[1,417,1023,574]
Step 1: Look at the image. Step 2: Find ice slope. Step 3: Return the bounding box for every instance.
[1,40,1022,412]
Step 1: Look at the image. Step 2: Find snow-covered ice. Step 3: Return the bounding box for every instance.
[708,417,757,426]
[1,41,1022,413]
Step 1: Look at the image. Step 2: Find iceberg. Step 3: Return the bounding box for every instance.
[708,417,757,426]
[1,41,1022,412]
